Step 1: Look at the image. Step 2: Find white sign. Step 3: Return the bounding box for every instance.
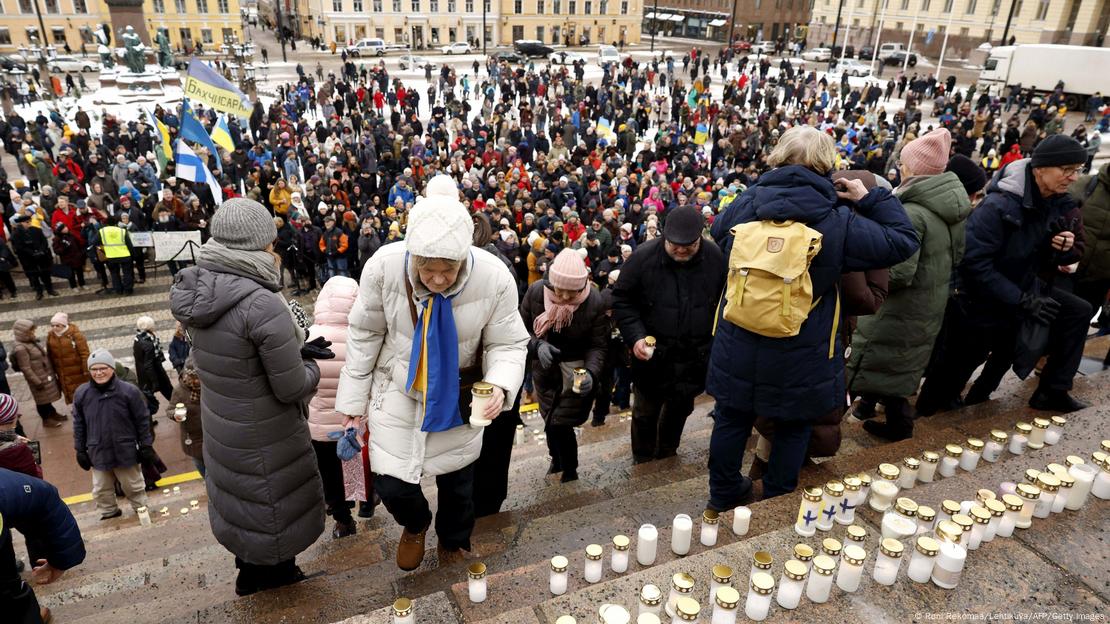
[151,231,202,262]
[129,231,154,247]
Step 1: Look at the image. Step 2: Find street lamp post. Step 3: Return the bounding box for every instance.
[869,0,888,76]
[651,0,660,52]
[902,3,919,74]
[828,0,845,72]
[1000,0,1017,45]
[726,0,737,51]
[482,0,487,55]
[837,0,856,67]
[934,8,955,89]
[275,0,288,62]
[29,0,55,99]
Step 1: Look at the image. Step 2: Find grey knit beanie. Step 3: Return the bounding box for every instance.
[87,348,116,370]
[210,197,278,251]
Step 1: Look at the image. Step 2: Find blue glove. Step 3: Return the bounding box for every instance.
[329,428,361,461]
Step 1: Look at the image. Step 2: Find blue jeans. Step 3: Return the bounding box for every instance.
[707,405,813,510]
[326,256,349,279]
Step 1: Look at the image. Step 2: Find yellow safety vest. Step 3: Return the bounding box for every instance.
[99,226,130,260]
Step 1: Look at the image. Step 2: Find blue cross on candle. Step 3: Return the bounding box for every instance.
[840,499,855,513]
[823,506,837,521]
[802,510,818,526]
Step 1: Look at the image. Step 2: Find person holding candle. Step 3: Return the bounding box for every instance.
[163,356,205,477]
[519,249,608,483]
[334,175,529,571]
[706,126,919,509]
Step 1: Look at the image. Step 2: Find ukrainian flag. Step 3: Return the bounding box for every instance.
[210,114,234,153]
[694,123,709,145]
[597,117,615,141]
[147,108,172,172]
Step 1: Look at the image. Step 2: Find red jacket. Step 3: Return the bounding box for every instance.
[50,208,84,245]
[0,441,43,479]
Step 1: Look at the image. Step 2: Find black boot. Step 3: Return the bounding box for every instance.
[863,397,914,441]
[1028,388,1089,412]
[547,457,562,474]
[332,518,357,539]
[358,500,375,518]
[851,397,878,420]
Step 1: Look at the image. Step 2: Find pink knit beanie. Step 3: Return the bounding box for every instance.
[901,128,952,176]
[0,394,18,426]
[548,249,590,290]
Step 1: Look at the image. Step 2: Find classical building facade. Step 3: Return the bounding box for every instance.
[296,0,499,48]
[498,0,643,47]
[0,0,245,53]
[641,0,810,44]
[808,0,1107,60]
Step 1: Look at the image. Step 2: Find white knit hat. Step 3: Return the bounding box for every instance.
[405,175,474,262]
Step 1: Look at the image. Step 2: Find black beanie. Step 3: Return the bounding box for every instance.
[946,155,988,197]
[1030,135,1087,169]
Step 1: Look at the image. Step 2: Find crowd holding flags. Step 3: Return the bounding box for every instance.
[174,139,223,204]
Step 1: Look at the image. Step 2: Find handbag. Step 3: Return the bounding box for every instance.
[50,264,73,280]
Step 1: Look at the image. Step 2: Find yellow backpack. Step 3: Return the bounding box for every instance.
[722,220,823,338]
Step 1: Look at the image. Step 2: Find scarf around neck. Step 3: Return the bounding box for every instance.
[197,238,281,290]
[404,255,462,433]
[533,283,590,339]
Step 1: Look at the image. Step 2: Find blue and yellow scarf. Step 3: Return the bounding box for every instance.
[405,260,462,433]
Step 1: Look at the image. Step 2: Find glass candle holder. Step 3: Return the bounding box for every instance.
[1010,423,1032,455]
[745,572,775,622]
[836,545,866,592]
[467,562,487,603]
[469,382,494,427]
[1033,474,1059,518]
[673,597,699,622]
[881,497,918,540]
[671,514,693,556]
[732,505,751,536]
[982,499,1006,543]
[585,544,604,583]
[1052,474,1072,513]
[173,403,187,422]
[821,537,842,561]
[665,572,694,618]
[611,534,630,573]
[804,555,835,603]
[1045,416,1066,445]
[938,444,962,478]
[709,564,733,603]
[1015,484,1040,528]
[1028,417,1049,450]
[711,586,740,624]
[793,544,815,572]
[856,472,872,504]
[961,438,984,471]
[906,536,939,583]
[638,584,663,618]
[1066,463,1098,510]
[869,464,900,511]
[1093,458,1110,500]
[918,451,940,483]
[554,616,576,624]
[997,494,1022,537]
[837,476,861,525]
[794,485,824,537]
[637,524,658,566]
[643,336,656,359]
[983,430,1007,463]
[599,604,631,624]
[931,521,966,590]
[1066,454,1086,469]
[898,457,920,490]
[700,509,719,546]
[816,480,843,532]
[872,538,904,586]
[775,560,808,609]
[136,506,151,527]
[845,524,867,544]
[549,556,569,595]
[916,506,936,535]
[749,551,773,581]
[938,499,961,527]
[392,597,414,624]
[967,506,991,550]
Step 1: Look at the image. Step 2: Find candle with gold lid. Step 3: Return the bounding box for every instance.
[881,497,918,540]
[638,584,663,618]
[938,444,962,478]
[856,472,872,502]
[584,544,604,583]
[711,586,740,624]
[937,499,961,526]
[951,514,974,542]
[1023,468,1041,485]
[794,486,824,536]
[1046,462,1068,476]
[975,489,996,505]
[931,521,966,590]
[555,616,576,624]
[982,498,1006,542]
[1015,483,1040,528]
[599,604,631,624]
[961,438,984,471]
[664,573,694,619]
[997,494,1023,537]
[916,505,936,535]
[1028,417,1050,449]
[898,457,920,489]
[1066,462,1098,509]
[1033,474,1059,518]
[906,535,940,583]
[1052,473,1073,513]
[1102,440,1110,454]
[1066,454,1086,468]
[467,562,488,603]
[1044,416,1066,445]
[709,564,733,604]
[816,481,843,532]
[836,544,866,592]
[775,559,808,609]
[749,551,773,579]
[918,451,941,483]
[967,506,991,550]
[469,382,495,427]
[869,464,900,511]
[793,543,815,571]
[1093,455,1110,500]
[610,534,631,573]
[744,572,775,622]
[872,538,904,586]
[845,524,867,543]
[643,336,656,359]
[1010,423,1032,455]
[837,477,861,525]
[700,509,720,546]
[550,555,569,595]
[821,537,842,559]
[673,596,699,623]
[804,555,836,603]
[392,597,414,624]
[983,431,1007,463]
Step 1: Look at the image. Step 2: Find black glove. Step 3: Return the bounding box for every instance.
[535,340,561,370]
[1020,293,1061,324]
[76,451,92,471]
[301,336,336,360]
[574,372,594,395]
[138,445,156,464]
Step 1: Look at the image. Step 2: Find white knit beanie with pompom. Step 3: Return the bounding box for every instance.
[405,175,474,262]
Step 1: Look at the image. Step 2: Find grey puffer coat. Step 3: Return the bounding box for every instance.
[170,262,324,566]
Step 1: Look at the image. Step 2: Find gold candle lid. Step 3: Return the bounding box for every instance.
[894,497,918,518]
[917,505,936,521]
[1032,417,1050,429]
[1050,416,1067,427]
[985,499,1007,517]
[825,480,845,496]
[675,596,700,620]
[1066,455,1085,467]
[921,450,941,463]
[793,543,814,561]
[846,525,867,542]
[702,509,719,524]
[392,597,413,617]
[613,534,630,551]
[555,616,576,624]
[711,564,733,584]
[671,572,694,592]
[468,562,487,579]
[1024,468,1041,484]
[644,336,656,347]
[975,489,996,504]
[802,485,824,502]
[750,571,775,595]
[966,438,985,451]
[471,381,494,396]
[812,554,835,576]
[1015,422,1033,434]
[1102,440,1110,454]
[936,520,963,543]
[551,555,569,572]
[857,472,873,486]
[714,586,740,609]
[1016,483,1041,500]
[842,544,866,566]
[989,430,1009,443]
[941,500,962,516]
[878,463,900,480]
[821,537,843,557]
[1046,463,1068,476]
[952,514,974,532]
[752,550,773,569]
[585,544,603,560]
[783,559,809,580]
[970,506,991,524]
[1001,493,1024,512]
[1096,451,1109,466]
[1056,473,1075,489]
[902,456,921,470]
[879,538,904,558]
[915,536,940,557]
[944,444,964,458]
[639,583,662,605]
[842,476,862,491]
[1035,473,1060,492]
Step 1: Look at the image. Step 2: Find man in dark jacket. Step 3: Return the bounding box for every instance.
[918,135,1092,414]
[611,206,726,463]
[1,468,86,624]
[72,349,153,520]
[9,216,58,300]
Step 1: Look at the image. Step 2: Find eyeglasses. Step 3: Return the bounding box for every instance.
[1058,166,1083,177]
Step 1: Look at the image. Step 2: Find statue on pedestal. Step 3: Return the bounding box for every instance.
[155,30,174,69]
[98,43,115,69]
[121,25,146,74]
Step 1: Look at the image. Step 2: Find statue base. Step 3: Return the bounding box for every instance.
[93,66,182,104]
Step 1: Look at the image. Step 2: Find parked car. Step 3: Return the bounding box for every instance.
[731,40,753,52]
[883,50,918,67]
[831,45,856,59]
[597,44,621,67]
[877,43,906,60]
[857,46,875,60]
[441,42,472,55]
[399,55,438,71]
[490,50,526,64]
[751,41,777,55]
[833,58,872,77]
[515,40,554,57]
[0,55,28,72]
[801,47,832,62]
[549,50,588,64]
[48,55,100,73]
[346,38,405,57]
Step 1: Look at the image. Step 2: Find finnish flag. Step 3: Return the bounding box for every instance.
[175,139,223,205]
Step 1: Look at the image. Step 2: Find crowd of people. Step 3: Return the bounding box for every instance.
[1,42,1109,618]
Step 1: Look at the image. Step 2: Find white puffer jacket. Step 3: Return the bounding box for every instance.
[307,276,359,442]
[334,242,529,484]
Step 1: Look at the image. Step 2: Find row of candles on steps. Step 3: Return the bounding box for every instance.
[386,435,1110,624]
[133,485,200,527]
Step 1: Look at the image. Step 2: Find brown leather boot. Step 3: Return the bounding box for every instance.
[396,528,428,571]
[436,543,468,567]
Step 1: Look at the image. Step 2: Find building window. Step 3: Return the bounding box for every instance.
[552,0,560,10]
[196,0,207,12]
[920,0,929,9]
[537,25,544,40]
[394,26,404,41]
[852,18,859,26]
[484,0,490,11]
[512,24,524,40]
[0,29,12,45]
[73,0,86,11]
[514,0,521,11]
[990,0,1000,14]
[960,26,970,36]
[373,0,381,7]
[465,0,472,9]
[1013,0,1023,15]
[410,0,418,10]
[620,0,626,12]
[222,27,233,41]
[895,21,903,29]
[375,27,384,37]
[394,0,401,9]
[153,0,164,11]
[201,28,213,43]
[585,0,591,12]
[536,0,543,10]
[19,0,31,11]
[51,27,66,44]
[856,0,863,6]
[43,0,59,12]
[428,0,436,10]
[943,0,953,11]
[1034,0,1048,19]
[966,0,975,12]
[354,0,363,8]
[447,0,454,9]
[899,0,907,8]
[218,0,228,11]
[333,0,341,9]
[753,0,760,8]
[175,0,186,11]
[568,0,575,11]
[179,27,192,42]
[431,27,440,43]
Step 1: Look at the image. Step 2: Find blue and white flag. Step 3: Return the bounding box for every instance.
[175,139,223,205]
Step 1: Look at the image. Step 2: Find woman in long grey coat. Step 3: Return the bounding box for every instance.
[170,198,325,597]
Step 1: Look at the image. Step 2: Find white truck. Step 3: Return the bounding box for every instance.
[978,44,1110,110]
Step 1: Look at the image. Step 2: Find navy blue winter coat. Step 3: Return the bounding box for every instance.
[0,468,86,575]
[72,376,153,471]
[707,165,919,422]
